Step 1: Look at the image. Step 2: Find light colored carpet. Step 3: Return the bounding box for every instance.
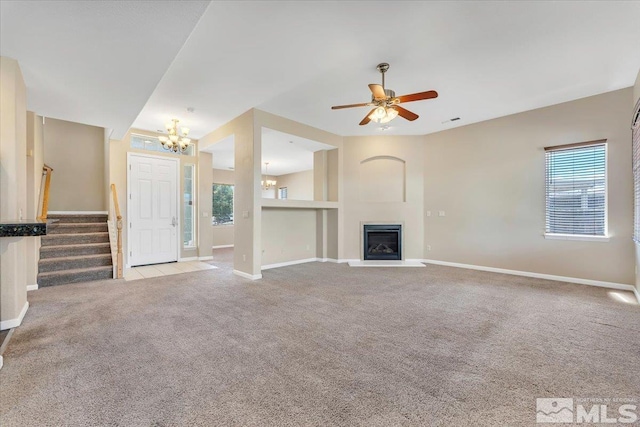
[1,249,638,426]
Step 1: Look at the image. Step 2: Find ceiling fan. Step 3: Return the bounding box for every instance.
[331,63,438,126]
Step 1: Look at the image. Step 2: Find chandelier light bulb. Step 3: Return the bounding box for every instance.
[181,127,190,136]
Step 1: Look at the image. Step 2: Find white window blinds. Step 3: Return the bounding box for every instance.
[633,101,640,242]
[545,142,606,236]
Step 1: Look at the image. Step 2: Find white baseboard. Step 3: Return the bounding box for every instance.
[422,259,635,292]
[262,258,319,270]
[233,270,262,280]
[212,245,234,249]
[634,287,640,304]
[198,256,213,261]
[0,301,29,331]
[323,258,354,263]
[178,257,198,262]
[47,211,108,215]
[348,260,425,267]
[26,284,38,291]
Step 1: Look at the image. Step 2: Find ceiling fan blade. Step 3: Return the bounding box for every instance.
[394,105,419,121]
[331,102,372,110]
[396,90,438,103]
[359,108,377,126]
[368,84,387,100]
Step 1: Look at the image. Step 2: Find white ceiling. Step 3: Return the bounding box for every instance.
[1,2,639,140]
[0,1,209,139]
[201,127,335,176]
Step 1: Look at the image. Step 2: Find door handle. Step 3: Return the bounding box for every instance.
[171,217,177,227]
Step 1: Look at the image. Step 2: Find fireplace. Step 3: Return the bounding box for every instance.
[363,224,402,261]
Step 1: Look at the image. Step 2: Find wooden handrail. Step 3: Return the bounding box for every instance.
[110,183,122,220]
[38,164,54,221]
[110,183,123,279]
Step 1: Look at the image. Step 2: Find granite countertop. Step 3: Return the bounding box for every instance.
[0,219,48,237]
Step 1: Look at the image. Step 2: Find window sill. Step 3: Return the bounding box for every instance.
[212,224,234,227]
[544,233,610,242]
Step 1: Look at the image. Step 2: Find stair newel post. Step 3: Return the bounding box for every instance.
[111,183,124,279]
[116,218,123,279]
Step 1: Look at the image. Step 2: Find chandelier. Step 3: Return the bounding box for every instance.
[261,162,277,190]
[158,119,191,153]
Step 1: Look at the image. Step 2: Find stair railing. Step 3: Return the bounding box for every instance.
[110,183,124,279]
[38,164,53,220]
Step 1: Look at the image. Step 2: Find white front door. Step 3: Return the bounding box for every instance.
[128,154,178,266]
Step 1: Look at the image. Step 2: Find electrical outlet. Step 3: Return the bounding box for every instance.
[427,245,431,251]
[438,211,445,217]
[242,210,249,218]
[426,211,431,217]
[306,245,310,251]
[242,254,246,262]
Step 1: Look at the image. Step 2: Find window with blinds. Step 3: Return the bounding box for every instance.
[545,142,606,236]
[633,100,640,242]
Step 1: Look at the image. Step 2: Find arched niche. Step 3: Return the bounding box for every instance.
[359,156,406,202]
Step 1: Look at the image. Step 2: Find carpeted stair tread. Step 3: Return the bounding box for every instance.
[41,232,110,246]
[47,222,108,234]
[46,214,108,223]
[40,242,111,258]
[38,266,113,287]
[39,253,113,272]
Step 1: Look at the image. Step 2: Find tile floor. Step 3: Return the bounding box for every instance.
[124,261,217,281]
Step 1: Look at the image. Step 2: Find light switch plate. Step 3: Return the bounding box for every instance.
[438,211,445,217]
[242,210,249,218]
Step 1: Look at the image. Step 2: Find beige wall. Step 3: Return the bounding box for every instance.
[44,118,105,211]
[261,208,316,265]
[634,69,640,107]
[199,110,259,276]
[633,69,640,293]
[212,168,235,247]
[275,169,313,200]
[108,128,200,266]
[423,88,633,285]
[197,153,212,259]
[342,135,425,260]
[1,57,28,328]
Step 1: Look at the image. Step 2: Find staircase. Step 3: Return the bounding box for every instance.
[38,214,113,287]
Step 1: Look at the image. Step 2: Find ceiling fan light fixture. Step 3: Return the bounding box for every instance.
[379,107,398,123]
[331,62,437,126]
[370,106,386,120]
